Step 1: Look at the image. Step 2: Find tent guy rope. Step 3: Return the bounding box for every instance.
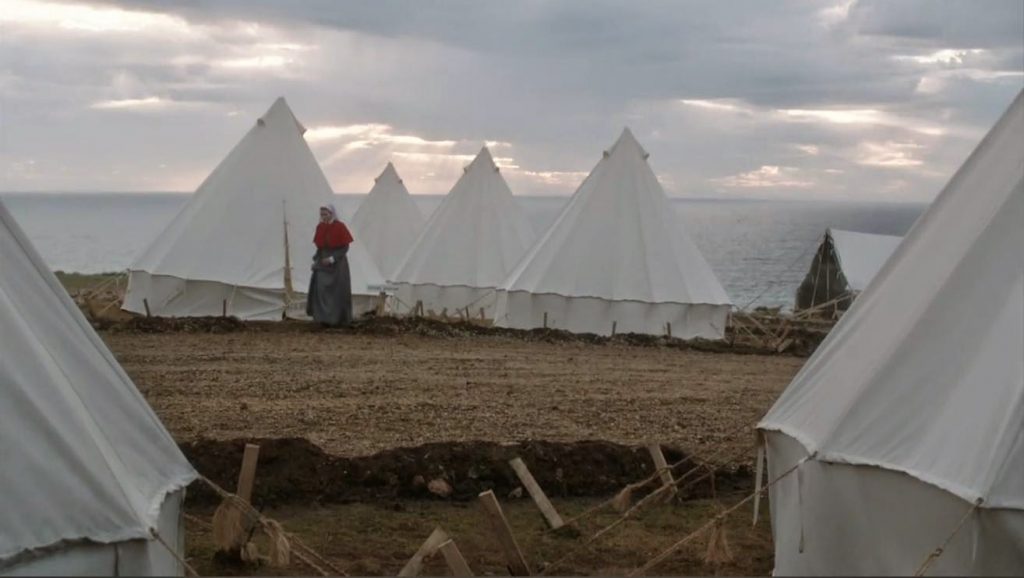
[627,461,803,576]
[913,499,983,576]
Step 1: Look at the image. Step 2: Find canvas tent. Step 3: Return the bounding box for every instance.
[391,147,536,317]
[1,199,196,575]
[494,128,732,338]
[351,162,426,279]
[757,90,1024,575]
[123,97,386,321]
[794,228,903,311]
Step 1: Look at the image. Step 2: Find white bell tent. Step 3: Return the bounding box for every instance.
[351,162,425,279]
[758,90,1024,574]
[794,228,903,311]
[1,199,196,575]
[391,147,536,317]
[123,97,385,321]
[494,128,731,338]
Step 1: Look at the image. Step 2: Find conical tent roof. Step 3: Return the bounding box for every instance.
[392,147,535,288]
[0,199,196,565]
[501,128,730,306]
[760,90,1024,509]
[130,97,384,298]
[351,162,425,278]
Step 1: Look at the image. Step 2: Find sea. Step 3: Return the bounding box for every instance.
[1,193,926,310]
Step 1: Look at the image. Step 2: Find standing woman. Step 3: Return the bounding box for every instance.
[307,204,354,327]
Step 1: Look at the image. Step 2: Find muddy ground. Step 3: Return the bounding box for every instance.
[178,437,768,576]
[182,438,751,506]
[102,320,803,460]
[84,300,806,575]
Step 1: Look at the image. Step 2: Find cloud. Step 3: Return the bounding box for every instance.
[518,170,590,187]
[1,0,193,34]
[216,55,294,69]
[856,141,925,168]
[89,96,198,110]
[2,0,1021,200]
[713,165,816,189]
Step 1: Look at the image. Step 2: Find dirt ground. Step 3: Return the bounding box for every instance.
[102,328,803,460]
[71,274,808,575]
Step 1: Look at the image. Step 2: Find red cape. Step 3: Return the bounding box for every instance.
[313,220,353,249]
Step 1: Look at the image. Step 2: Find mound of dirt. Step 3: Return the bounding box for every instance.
[103,315,250,334]
[95,309,820,356]
[345,315,800,355]
[182,438,752,507]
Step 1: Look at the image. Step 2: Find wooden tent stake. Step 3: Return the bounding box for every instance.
[478,490,532,576]
[612,321,617,336]
[647,444,678,499]
[143,298,151,318]
[212,443,261,552]
[666,322,672,338]
[398,527,450,577]
[509,457,564,530]
[543,312,548,329]
[222,299,228,318]
[237,443,260,502]
[439,540,473,577]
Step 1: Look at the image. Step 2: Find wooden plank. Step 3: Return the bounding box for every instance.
[543,312,548,328]
[236,443,260,502]
[478,490,532,576]
[439,540,473,577]
[398,527,450,577]
[143,298,151,318]
[508,457,564,530]
[647,444,677,499]
[612,321,617,336]
[222,299,228,318]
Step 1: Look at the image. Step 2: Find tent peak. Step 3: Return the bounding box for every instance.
[375,161,403,184]
[467,146,499,173]
[609,127,649,160]
[258,97,306,134]
[476,145,495,162]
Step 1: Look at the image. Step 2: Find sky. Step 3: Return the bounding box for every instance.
[0,0,1021,201]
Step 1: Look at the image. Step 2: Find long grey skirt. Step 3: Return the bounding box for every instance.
[306,245,353,327]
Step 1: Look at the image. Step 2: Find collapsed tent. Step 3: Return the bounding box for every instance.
[758,90,1024,575]
[494,128,731,338]
[351,162,426,279]
[794,228,903,311]
[1,199,196,575]
[123,97,385,321]
[391,147,536,317]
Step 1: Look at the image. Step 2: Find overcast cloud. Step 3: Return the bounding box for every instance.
[1,0,1021,200]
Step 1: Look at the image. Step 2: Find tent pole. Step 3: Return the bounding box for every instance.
[281,201,294,318]
[809,233,827,309]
